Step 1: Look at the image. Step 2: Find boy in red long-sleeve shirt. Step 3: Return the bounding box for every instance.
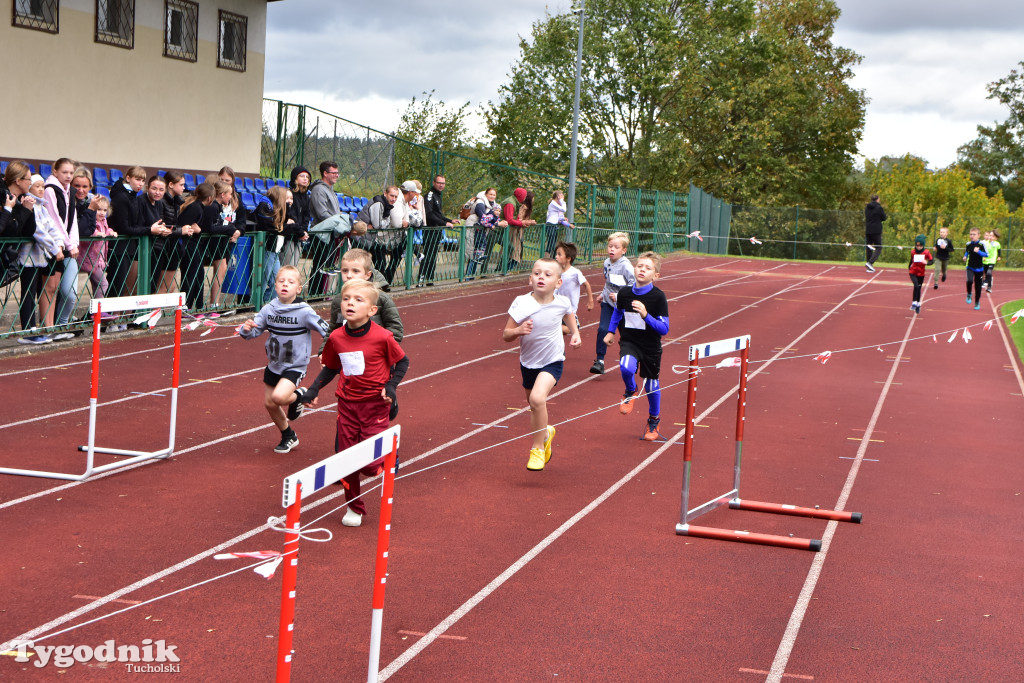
[908,234,933,314]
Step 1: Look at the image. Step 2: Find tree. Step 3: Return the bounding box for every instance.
[482,0,866,208]
[956,61,1024,211]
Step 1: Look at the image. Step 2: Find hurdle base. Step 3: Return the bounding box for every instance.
[677,523,821,552]
[729,498,862,524]
[78,445,173,459]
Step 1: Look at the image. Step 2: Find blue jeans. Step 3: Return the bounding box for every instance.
[263,251,281,301]
[57,256,79,325]
[595,301,614,360]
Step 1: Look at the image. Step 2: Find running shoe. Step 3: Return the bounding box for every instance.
[619,388,643,415]
[865,263,875,273]
[286,389,305,422]
[643,416,662,441]
[51,332,75,341]
[974,304,981,311]
[341,509,363,527]
[933,283,938,289]
[543,425,556,463]
[274,430,299,453]
[527,447,546,471]
[589,359,605,375]
[966,295,972,304]
[17,335,52,345]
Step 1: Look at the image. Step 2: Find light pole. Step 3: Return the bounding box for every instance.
[566,0,585,238]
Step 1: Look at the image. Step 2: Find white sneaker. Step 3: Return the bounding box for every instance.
[51,332,75,341]
[342,508,362,527]
[865,263,875,273]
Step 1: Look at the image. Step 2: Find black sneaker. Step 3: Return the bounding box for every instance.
[274,430,299,453]
[286,389,305,421]
[589,359,605,375]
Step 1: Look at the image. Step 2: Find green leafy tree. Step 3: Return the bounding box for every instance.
[957,61,1024,211]
[482,0,866,208]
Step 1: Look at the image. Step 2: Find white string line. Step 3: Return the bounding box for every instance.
[0,262,836,652]
[379,267,883,680]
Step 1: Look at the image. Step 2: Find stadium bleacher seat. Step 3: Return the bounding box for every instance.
[197,175,206,185]
[278,179,288,188]
[240,192,257,213]
[258,193,273,207]
[340,196,353,212]
[234,177,244,192]
[158,169,166,177]
[183,173,196,192]
[350,211,360,225]
[26,163,36,174]
[358,197,369,209]
[110,168,124,184]
[244,177,256,193]
[255,178,268,193]
[96,187,110,199]
[0,161,7,175]
[93,167,109,187]
[40,164,52,179]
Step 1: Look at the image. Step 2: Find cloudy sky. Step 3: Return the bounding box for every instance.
[265,1,1024,170]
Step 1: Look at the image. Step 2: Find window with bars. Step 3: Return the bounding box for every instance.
[12,0,59,34]
[95,0,134,49]
[218,10,247,72]
[164,0,197,62]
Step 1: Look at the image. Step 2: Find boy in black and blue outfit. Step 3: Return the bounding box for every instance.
[963,227,987,311]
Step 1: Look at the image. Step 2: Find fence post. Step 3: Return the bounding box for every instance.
[137,236,151,295]
[274,100,285,180]
[793,205,800,260]
[652,190,661,253]
[296,105,306,169]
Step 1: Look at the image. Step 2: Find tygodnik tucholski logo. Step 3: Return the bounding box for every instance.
[12,639,180,671]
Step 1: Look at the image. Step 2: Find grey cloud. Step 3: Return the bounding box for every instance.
[834,0,1024,33]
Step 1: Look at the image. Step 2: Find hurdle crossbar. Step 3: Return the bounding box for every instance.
[275,425,400,683]
[0,293,184,482]
[675,335,861,552]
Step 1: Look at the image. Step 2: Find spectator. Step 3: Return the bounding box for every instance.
[255,185,304,301]
[1,162,34,290]
[42,158,80,336]
[156,171,187,294]
[864,193,886,272]
[140,175,171,293]
[464,188,507,279]
[209,178,245,312]
[356,185,400,288]
[106,166,166,299]
[284,165,312,267]
[307,161,344,295]
[423,174,457,286]
[501,187,536,271]
[176,182,215,312]
[385,179,422,284]
[17,174,63,343]
[80,194,115,302]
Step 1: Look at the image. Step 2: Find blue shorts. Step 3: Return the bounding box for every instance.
[521,360,563,390]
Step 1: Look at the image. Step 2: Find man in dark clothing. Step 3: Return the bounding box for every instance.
[864,194,886,272]
[422,175,457,286]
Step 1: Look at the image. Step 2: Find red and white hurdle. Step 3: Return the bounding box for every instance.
[0,293,184,481]
[676,335,862,551]
[275,425,400,683]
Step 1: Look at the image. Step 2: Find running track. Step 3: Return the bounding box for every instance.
[1,255,1022,681]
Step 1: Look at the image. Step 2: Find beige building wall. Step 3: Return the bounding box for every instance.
[1,0,270,174]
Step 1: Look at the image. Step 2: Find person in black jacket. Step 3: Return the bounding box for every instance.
[106,166,167,299]
[2,162,37,305]
[864,194,886,272]
[176,182,216,311]
[140,175,171,293]
[155,171,187,294]
[284,166,311,267]
[422,175,458,286]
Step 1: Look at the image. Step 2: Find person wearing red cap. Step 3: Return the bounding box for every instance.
[500,187,536,271]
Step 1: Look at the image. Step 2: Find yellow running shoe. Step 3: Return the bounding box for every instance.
[544,425,556,462]
[527,447,546,471]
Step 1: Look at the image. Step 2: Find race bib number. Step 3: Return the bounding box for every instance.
[913,254,926,263]
[608,273,626,287]
[509,296,542,324]
[339,351,365,376]
[624,312,645,329]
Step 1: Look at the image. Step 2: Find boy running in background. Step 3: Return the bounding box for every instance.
[931,227,954,289]
[553,241,593,335]
[300,279,410,527]
[982,229,1001,293]
[963,227,988,311]
[503,258,582,471]
[320,248,404,348]
[591,232,634,375]
[907,235,933,314]
[239,266,330,453]
[603,251,670,441]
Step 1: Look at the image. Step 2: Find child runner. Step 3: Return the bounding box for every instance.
[963,227,987,311]
[603,251,670,441]
[982,229,1001,293]
[553,241,593,334]
[591,232,635,375]
[503,258,582,471]
[322,247,404,345]
[907,235,933,314]
[932,227,954,290]
[238,265,330,454]
[300,279,410,527]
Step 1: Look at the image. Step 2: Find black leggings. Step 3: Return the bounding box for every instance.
[865,233,882,265]
[909,273,924,302]
[966,269,983,302]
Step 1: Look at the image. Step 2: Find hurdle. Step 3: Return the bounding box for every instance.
[276,425,400,683]
[676,335,861,551]
[0,292,184,482]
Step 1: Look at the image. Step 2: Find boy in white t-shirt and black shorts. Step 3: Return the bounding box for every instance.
[554,241,594,335]
[503,258,582,471]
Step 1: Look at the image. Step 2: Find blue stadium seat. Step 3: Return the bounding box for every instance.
[93,167,109,187]
[110,168,124,184]
[244,177,256,193]
[240,192,257,213]
[158,169,166,177]
[183,173,196,192]
[97,187,110,199]
[40,164,52,179]
[335,193,345,208]
[340,196,354,212]
[234,177,244,192]
[278,179,288,188]
[358,197,369,209]
[0,161,7,174]
[258,194,273,207]
[26,163,36,174]
[350,212,360,225]
[197,175,206,186]
[255,178,268,194]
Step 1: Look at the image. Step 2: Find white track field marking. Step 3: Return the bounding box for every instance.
[379,271,880,680]
[0,264,821,652]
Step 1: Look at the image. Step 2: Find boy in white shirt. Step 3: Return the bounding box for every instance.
[503,258,582,471]
[553,241,593,334]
